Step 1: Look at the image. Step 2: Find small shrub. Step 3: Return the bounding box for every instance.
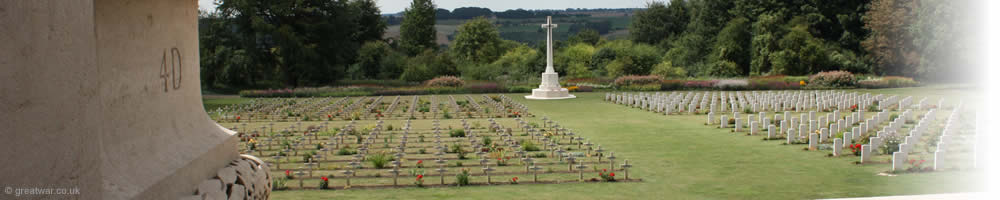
[522,140,540,151]
[886,76,918,87]
[598,169,616,182]
[367,152,392,169]
[414,174,425,187]
[456,168,471,186]
[319,176,331,189]
[808,71,856,88]
[880,135,902,154]
[449,129,466,137]
[482,136,492,146]
[426,76,465,87]
[272,177,288,190]
[451,144,467,159]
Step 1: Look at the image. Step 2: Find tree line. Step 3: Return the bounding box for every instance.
[628,0,969,80]
[199,0,970,91]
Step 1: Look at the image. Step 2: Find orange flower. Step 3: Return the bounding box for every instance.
[799,80,806,86]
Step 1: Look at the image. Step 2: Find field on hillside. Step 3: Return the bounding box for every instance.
[203,85,983,199]
[384,16,632,46]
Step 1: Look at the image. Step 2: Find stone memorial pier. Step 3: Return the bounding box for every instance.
[2,1,270,199]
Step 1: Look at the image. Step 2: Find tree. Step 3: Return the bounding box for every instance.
[651,60,688,78]
[599,40,662,77]
[351,0,388,43]
[401,0,438,55]
[862,0,916,76]
[664,33,710,75]
[216,0,365,87]
[353,41,392,78]
[556,43,597,78]
[567,29,601,46]
[908,0,971,81]
[707,17,751,77]
[435,8,452,19]
[630,1,687,45]
[750,13,783,75]
[451,17,503,64]
[451,7,493,19]
[770,21,833,76]
[378,49,408,79]
[490,45,542,81]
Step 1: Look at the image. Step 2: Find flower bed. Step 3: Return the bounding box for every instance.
[426,76,465,87]
[808,71,856,88]
[614,75,663,86]
[857,76,919,89]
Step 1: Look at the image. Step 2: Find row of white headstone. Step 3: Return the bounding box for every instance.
[931,102,976,171]
[607,91,975,173]
[604,90,913,116]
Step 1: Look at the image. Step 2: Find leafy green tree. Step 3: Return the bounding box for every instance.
[351,0,388,43]
[909,0,971,81]
[378,49,408,79]
[750,13,783,75]
[486,45,541,81]
[567,29,601,46]
[862,0,916,76]
[707,17,751,77]
[400,50,446,82]
[556,43,597,78]
[401,0,438,55]
[630,1,688,45]
[216,0,368,87]
[651,60,688,78]
[451,17,503,64]
[599,40,661,77]
[664,33,710,75]
[353,41,391,78]
[770,21,833,76]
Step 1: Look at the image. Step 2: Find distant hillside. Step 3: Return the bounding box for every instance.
[384,9,634,46]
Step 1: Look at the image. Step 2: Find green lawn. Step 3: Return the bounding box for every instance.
[206,86,982,199]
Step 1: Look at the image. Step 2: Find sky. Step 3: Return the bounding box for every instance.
[198,0,650,14]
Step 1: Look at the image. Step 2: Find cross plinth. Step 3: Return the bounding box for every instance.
[526,16,576,100]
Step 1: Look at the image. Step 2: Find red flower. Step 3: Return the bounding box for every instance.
[285,170,291,176]
[610,173,615,177]
[327,115,331,118]
[603,169,607,172]
[599,172,603,176]
[417,160,423,164]
[321,177,328,181]
[416,175,423,180]
[236,116,241,120]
